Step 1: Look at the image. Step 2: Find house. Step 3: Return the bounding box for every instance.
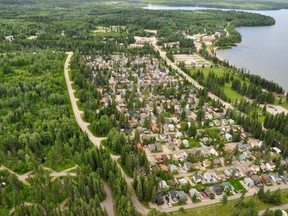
[159,180,169,189]
[168,190,178,203]
[169,179,178,187]
[266,161,276,171]
[224,169,232,178]
[261,174,272,184]
[203,172,215,184]
[189,188,200,199]
[272,147,282,154]
[148,144,156,152]
[202,159,212,168]
[158,134,167,142]
[178,178,188,186]
[151,124,158,133]
[214,158,224,167]
[222,182,232,191]
[244,177,255,188]
[210,148,219,156]
[155,143,163,151]
[213,170,225,181]
[168,124,175,131]
[213,119,221,127]
[137,143,143,151]
[203,187,214,197]
[167,141,175,150]
[176,132,183,138]
[177,191,188,201]
[221,119,229,126]
[249,164,260,173]
[260,163,267,172]
[174,152,187,161]
[183,139,190,148]
[159,164,169,172]
[213,184,223,195]
[251,175,262,186]
[192,173,203,184]
[156,193,164,205]
[169,164,178,173]
[225,133,232,142]
[184,161,193,170]
[237,154,246,161]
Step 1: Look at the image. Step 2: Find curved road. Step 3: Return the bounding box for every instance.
[64,52,149,216]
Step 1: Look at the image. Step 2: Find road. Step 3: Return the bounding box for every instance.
[0,165,77,184]
[64,52,149,216]
[101,182,115,216]
[64,52,106,147]
[258,204,288,215]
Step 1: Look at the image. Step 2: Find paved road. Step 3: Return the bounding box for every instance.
[258,204,288,215]
[64,52,149,216]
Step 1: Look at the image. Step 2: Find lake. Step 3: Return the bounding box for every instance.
[145,6,288,92]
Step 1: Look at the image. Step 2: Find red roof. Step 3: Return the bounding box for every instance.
[137,143,143,151]
[151,124,158,132]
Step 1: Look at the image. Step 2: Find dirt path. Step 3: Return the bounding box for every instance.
[64,52,106,147]
[64,52,149,216]
[258,204,288,215]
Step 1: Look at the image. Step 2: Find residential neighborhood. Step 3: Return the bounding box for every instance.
[84,52,288,210]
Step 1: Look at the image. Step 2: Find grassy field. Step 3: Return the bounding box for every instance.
[191,68,245,101]
[223,82,243,101]
[229,179,246,191]
[283,102,288,110]
[171,189,288,216]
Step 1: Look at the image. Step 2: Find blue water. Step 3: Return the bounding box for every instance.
[145,6,288,91]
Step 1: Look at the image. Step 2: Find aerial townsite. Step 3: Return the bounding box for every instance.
[0,0,288,216]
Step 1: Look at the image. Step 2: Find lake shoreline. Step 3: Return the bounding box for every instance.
[143,4,285,11]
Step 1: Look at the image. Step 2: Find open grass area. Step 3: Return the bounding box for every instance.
[229,179,246,191]
[282,102,288,110]
[223,82,244,101]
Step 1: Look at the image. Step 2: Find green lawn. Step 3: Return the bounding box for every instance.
[282,102,288,110]
[229,179,246,191]
[223,82,244,101]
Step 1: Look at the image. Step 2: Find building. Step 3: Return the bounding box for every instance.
[156,193,164,205]
[244,177,255,188]
[213,184,223,195]
[189,188,200,200]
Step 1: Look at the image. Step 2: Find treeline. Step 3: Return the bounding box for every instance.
[232,79,275,103]
[239,71,284,94]
[1,1,275,52]
[257,187,281,205]
[264,113,288,136]
[191,70,229,102]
